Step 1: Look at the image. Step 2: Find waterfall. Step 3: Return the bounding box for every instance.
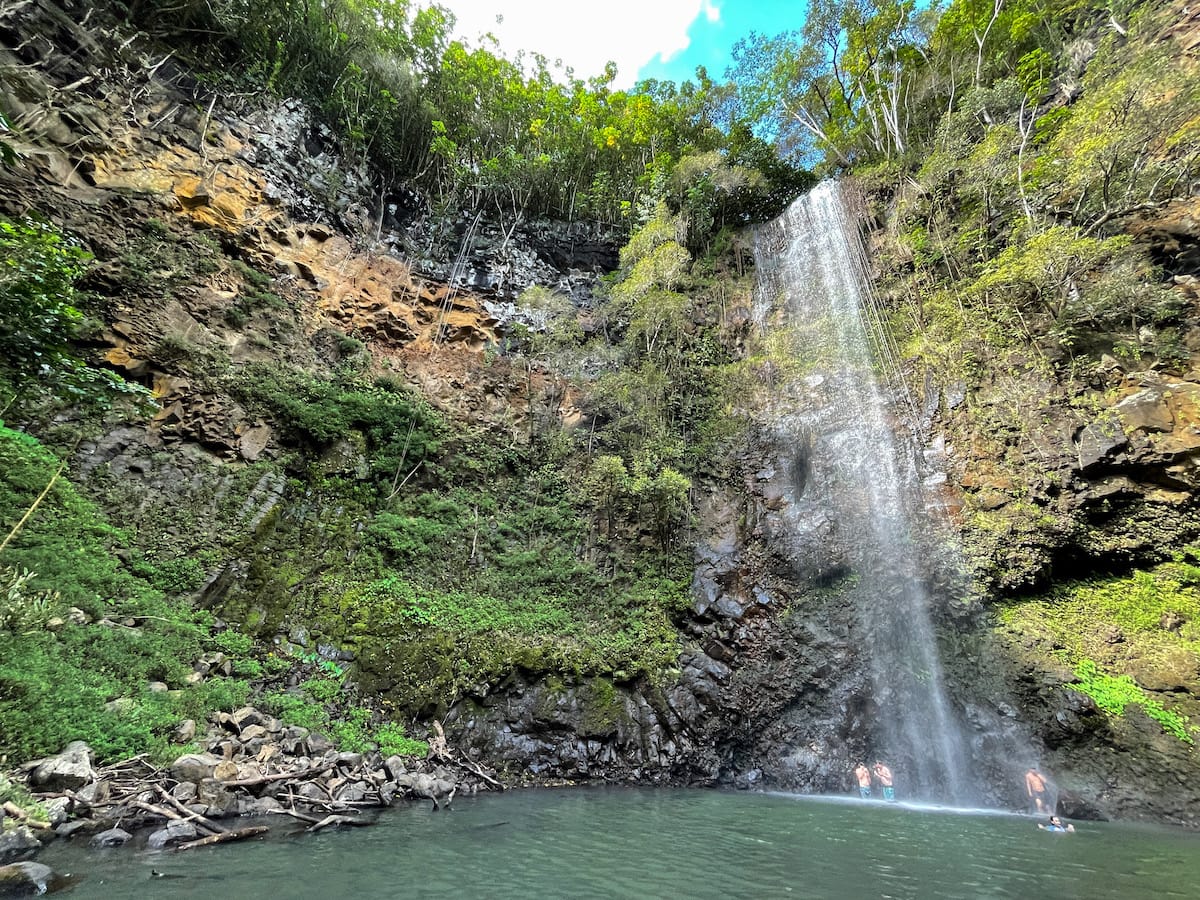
[752,181,974,804]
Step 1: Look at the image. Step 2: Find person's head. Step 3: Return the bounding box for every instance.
[1049,816,1063,826]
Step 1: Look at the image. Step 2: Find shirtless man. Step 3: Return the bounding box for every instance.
[1025,767,1049,814]
[873,761,895,801]
[854,762,873,799]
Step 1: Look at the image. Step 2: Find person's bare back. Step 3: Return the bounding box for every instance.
[1025,768,1048,813]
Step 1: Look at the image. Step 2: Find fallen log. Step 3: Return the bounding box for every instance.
[129,800,222,836]
[306,814,373,834]
[457,758,505,791]
[2,801,51,829]
[175,826,270,851]
[221,762,333,789]
[154,786,227,834]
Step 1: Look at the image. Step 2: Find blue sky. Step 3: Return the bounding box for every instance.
[636,1,807,85]
[428,1,810,89]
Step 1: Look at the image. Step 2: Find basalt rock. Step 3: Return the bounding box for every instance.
[0,829,40,866]
[28,741,93,792]
[0,861,59,897]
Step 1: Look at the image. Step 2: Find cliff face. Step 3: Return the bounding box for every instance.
[2,0,1198,827]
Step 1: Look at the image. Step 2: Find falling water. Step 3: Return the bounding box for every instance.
[753,181,973,803]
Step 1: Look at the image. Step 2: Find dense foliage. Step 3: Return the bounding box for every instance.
[111,0,809,241]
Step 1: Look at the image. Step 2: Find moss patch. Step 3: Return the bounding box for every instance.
[997,556,1200,742]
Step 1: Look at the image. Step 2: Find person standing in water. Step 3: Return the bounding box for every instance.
[873,761,895,801]
[1025,767,1049,814]
[854,763,873,799]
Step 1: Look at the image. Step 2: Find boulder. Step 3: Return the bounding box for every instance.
[237,796,283,817]
[54,820,89,840]
[74,780,110,806]
[170,752,221,783]
[145,820,197,850]
[173,719,197,743]
[238,724,268,743]
[196,779,238,817]
[397,773,456,808]
[40,798,71,828]
[0,861,57,897]
[383,755,408,782]
[29,741,93,791]
[0,828,39,865]
[230,706,265,731]
[334,781,369,803]
[305,733,334,755]
[90,827,132,849]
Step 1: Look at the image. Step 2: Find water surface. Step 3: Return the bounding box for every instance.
[42,788,1200,899]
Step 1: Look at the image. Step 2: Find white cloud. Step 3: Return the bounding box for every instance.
[426,0,720,88]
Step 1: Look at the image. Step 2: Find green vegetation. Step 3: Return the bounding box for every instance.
[0,218,148,412]
[0,424,248,763]
[113,0,809,242]
[1073,659,1193,744]
[998,557,1200,743]
[261,668,428,757]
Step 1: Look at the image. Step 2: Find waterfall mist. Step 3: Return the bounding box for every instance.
[752,181,975,804]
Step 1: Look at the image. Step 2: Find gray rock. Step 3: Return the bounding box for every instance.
[384,755,408,782]
[90,827,132,848]
[40,798,70,828]
[170,752,221,783]
[1114,388,1173,433]
[238,724,268,742]
[0,861,57,896]
[230,706,264,731]
[334,782,369,803]
[54,820,89,840]
[305,733,334,755]
[0,827,40,865]
[237,796,283,817]
[145,820,197,849]
[1074,421,1128,471]
[196,779,237,817]
[74,780,110,806]
[173,719,197,743]
[29,741,93,791]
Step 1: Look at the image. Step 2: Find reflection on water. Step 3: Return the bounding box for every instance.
[41,788,1200,899]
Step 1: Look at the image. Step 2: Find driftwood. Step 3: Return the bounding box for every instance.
[222,762,334,789]
[431,721,506,791]
[306,814,373,833]
[10,706,506,860]
[456,757,505,791]
[129,800,222,836]
[2,801,50,829]
[155,786,226,834]
[175,826,270,851]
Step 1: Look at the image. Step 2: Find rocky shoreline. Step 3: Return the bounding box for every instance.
[0,705,500,893]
